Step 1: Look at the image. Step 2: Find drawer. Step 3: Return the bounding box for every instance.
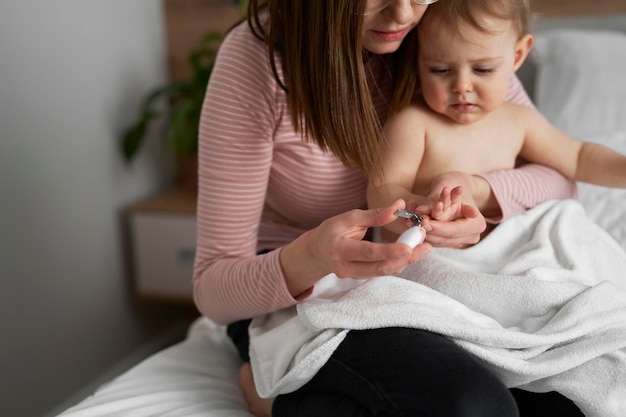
[131,212,196,302]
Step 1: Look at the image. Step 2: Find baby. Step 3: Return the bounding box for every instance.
[368,0,626,240]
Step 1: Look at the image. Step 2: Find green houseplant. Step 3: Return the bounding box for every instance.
[121,31,223,191]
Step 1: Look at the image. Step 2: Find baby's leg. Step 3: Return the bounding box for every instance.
[429,186,465,221]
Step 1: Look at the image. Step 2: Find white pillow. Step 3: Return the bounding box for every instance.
[575,130,626,252]
[532,29,626,138]
[532,28,626,252]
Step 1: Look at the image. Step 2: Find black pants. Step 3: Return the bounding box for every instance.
[228,322,584,417]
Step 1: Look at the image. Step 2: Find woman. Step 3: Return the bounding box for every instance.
[193,1,579,416]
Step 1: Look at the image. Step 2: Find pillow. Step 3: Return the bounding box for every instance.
[532,29,626,138]
[575,130,626,252]
[531,28,626,252]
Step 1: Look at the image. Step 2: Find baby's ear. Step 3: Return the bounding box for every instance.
[513,33,534,72]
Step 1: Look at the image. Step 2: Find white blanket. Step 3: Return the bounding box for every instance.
[249,200,626,417]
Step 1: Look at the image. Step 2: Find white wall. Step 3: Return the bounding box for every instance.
[0,1,194,416]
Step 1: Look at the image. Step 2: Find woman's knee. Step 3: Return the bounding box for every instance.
[334,328,519,417]
[441,370,519,417]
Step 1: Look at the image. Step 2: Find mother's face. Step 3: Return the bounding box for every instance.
[361,1,429,54]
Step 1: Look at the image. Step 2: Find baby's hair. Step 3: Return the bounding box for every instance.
[422,0,531,40]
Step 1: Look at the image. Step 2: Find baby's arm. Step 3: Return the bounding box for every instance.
[520,106,626,188]
[577,143,626,187]
[367,106,428,235]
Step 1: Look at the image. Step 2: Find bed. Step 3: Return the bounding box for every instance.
[58,12,626,417]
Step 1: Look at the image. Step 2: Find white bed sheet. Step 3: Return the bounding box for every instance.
[57,135,626,417]
[58,22,626,417]
[59,318,253,417]
[58,178,626,417]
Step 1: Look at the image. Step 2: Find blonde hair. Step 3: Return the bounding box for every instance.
[421,0,531,39]
[238,0,419,180]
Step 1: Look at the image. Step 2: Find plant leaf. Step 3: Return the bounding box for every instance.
[121,114,151,162]
[120,31,222,162]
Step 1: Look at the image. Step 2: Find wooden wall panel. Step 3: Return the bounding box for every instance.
[164,0,240,81]
[530,0,626,18]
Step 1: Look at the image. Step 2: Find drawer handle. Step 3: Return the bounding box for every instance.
[177,248,196,268]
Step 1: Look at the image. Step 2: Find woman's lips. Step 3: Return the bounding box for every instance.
[371,28,409,42]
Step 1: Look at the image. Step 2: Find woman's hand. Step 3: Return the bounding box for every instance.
[413,172,488,248]
[280,199,432,298]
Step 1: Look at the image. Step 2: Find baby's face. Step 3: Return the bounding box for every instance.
[417,15,521,125]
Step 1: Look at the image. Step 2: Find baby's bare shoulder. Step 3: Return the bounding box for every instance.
[387,98,436,129]
[502,101,538,115]
[399,97,435,118]
[501,102,544,124]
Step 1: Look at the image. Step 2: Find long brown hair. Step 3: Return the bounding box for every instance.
[240,0,419,180]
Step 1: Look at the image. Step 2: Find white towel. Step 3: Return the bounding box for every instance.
[249,200,626,417]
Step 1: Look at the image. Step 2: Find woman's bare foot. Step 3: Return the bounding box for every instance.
[239,362,274,417]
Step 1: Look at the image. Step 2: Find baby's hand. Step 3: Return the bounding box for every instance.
[413,173,485,248]
[429,186,465,221]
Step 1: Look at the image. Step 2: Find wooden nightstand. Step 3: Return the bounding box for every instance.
[129,187,197,303]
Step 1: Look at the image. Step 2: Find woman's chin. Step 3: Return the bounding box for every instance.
[362,38,403,55]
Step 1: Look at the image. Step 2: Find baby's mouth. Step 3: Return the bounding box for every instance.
[451,102,475,112]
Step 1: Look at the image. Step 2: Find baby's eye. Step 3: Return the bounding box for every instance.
[474,67,495,74]
[429,67,450,75]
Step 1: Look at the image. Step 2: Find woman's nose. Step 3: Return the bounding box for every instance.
[380,0,423,24]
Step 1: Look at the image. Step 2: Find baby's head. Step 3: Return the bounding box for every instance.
[421,0,531,41]
[417,0,533,124]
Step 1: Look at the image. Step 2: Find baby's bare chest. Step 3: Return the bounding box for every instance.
[415,115,525,189]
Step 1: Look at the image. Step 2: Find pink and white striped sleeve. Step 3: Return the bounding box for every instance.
[192,26,298,325]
